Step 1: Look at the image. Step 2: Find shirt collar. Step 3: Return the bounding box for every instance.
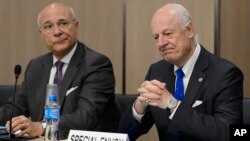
[53,42,78,65]
[174,43,201,76]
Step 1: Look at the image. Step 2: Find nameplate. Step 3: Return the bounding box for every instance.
[68,130,130,141]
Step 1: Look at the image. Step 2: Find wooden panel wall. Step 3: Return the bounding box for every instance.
[220,0,250,98]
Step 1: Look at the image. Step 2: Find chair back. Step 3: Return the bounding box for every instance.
[0,85,16,106]
[115,94,137,114]
[243,98,250,124]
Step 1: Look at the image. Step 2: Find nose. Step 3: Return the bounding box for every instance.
[157,35,168,47]
[52,25,62,36]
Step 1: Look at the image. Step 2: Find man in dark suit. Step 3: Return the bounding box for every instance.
[0,2,120,139]
[119,3,243,141]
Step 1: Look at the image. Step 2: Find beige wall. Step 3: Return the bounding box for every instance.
[220,0,250,98]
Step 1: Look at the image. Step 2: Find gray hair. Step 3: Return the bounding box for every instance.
[170,3,199,43]
[37,5,77,28]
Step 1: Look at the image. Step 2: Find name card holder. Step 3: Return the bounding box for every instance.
[68,130,130,141]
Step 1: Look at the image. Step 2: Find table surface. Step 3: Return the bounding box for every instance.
[31,137,67,141]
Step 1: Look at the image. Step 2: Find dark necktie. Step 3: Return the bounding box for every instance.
[174,68,184,101]
[53,61,64,90]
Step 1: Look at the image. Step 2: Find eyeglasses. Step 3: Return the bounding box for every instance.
[41,20,75,33]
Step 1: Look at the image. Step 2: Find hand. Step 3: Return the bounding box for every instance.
[5,115,44,138]
[135,80,174,112]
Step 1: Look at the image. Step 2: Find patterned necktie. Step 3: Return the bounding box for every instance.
[174,68,184,101]
[53,61,64,90]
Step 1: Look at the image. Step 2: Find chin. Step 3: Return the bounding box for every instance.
[163,56,176,63]
[53,44,68,50]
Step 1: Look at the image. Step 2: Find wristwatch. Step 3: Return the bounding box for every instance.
[167,97,178,109]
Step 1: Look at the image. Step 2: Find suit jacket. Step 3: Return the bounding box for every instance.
[119,46,243,141]
[0,42,120,139]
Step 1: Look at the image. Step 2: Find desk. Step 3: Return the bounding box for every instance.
[0,136,67,141]
[31,137,67,141]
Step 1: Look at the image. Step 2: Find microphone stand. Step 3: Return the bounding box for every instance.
[0,65,26,141]
[9,74,19,139]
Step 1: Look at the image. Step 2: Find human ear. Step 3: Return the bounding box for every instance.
[186,22,194,39]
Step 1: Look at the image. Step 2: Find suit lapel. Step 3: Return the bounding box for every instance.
[166,65,176,95]
[59,66,77,106]
[184,47,208,105]
[58,43,84,106]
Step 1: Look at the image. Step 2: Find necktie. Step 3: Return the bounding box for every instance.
[174,68,184,101]
[53,61,64,90]
[172,68,185,141]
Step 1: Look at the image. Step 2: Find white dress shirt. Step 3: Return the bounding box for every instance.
[48,43,77,85]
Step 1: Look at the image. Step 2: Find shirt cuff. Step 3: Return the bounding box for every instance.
[169,101,181,119]
[132,103,144,123]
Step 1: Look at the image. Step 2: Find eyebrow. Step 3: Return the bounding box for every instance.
[42,19,71,25]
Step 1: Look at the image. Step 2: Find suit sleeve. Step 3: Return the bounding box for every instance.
[118,65,155,141]
[119,106,155,141]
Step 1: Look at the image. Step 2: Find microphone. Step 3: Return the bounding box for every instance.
[14,65,21,79]
[9,65,21,138]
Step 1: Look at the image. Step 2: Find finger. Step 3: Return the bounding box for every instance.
[150,80,166,89]
[140,80,150,87]
[137,87,150,94]
[143,97,163,108]
[139,81,152,93]
[20,123,26,130]
[144,83,163,95]
[12,115,30,128]
[14,122,27,131]
[15,129,26,138]
[137,95,150,104]
[7,118,20,133]
[142,98,158,106]
[140,92,161,101]
[17,115,29,123]
[147,101,159,107]
[11,120,22,131]
[138,95,148,101]
[10,116,23,126]
[16,124,32,137]
[5,121,10,132]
